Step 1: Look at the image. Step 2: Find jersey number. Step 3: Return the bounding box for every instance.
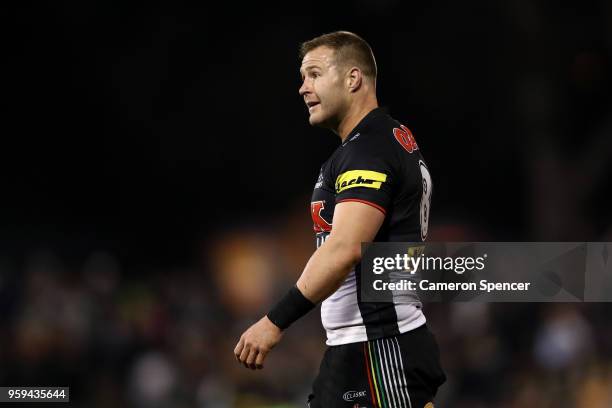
[419,160,432,241]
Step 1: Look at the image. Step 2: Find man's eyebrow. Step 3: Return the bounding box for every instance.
[299,65,322,75]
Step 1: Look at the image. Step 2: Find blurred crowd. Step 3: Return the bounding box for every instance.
[1,209,612,408]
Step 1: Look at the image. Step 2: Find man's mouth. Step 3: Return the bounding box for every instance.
[306,101,320,110]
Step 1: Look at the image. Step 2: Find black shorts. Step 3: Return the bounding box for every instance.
[307,324,446,408]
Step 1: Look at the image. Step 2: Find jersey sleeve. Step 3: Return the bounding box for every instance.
[332,136,398,214]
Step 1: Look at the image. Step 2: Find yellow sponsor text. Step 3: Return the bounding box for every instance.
[335,170,387,193]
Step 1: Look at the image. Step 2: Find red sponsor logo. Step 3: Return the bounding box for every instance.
[393,125,418,153]
[311,200,332,232]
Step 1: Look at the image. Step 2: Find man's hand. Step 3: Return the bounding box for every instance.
[234,316,283,370]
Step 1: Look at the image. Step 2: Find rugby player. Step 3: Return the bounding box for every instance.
[234,31,446,407]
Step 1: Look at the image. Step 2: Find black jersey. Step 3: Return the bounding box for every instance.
[310,107,432,346]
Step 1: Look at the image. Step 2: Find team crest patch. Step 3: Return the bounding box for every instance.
[393,124,419,153]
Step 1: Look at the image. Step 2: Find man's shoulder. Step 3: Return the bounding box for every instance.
[340,115,401,156]
[359,112,421,158]
[368,109,402,132]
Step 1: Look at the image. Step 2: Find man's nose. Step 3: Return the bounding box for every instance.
[299,80,310,96]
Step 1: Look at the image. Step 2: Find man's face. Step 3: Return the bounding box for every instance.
[299,46,347,128]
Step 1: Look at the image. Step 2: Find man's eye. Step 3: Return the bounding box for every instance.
[310,72,320,78]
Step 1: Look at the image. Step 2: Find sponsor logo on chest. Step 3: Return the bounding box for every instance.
[314,171,324,189]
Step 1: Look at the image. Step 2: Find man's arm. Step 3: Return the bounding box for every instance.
[296,200,384,302]
[234,201,385,369]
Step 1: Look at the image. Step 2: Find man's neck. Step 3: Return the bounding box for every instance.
[336,98,379,142]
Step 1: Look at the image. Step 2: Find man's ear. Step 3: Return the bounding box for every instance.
[346,67,363,93]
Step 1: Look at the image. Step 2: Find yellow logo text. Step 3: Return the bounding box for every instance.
[335,170,387,193]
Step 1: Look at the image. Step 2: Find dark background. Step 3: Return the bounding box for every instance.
[2,1,612,407]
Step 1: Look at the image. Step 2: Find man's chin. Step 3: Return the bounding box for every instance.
[308,112,327,127]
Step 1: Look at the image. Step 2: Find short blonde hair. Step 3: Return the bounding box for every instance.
[299,31,377,79]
